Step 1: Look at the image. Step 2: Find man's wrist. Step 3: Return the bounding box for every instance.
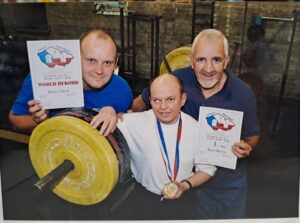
[181,179,192,191]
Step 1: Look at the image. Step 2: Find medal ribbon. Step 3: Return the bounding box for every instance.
[156,115,182,182]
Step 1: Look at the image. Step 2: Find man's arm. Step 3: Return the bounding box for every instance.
[9,99,49,134]
[232,134,260,158]
[131,95,147,112]
[162,171,212,200]
[8,112,37,134]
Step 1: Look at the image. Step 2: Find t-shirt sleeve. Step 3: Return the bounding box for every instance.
[195,163,217,176]
[141,87,151,109]
[11,74,33,115]
[241,90,260,138]
[115,76,134,113]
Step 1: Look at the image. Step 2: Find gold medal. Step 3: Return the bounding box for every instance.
[163,182,178,197]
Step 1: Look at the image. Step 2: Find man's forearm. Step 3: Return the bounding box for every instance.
[245,134,260,148]
[131,95,147,112]
[185,171,212,189]
[9,112,37,134]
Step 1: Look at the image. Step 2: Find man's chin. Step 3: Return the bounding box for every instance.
[157,117,169,123]
[199,81,218,90]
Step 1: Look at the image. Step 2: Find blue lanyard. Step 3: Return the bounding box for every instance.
[156,115,182,182]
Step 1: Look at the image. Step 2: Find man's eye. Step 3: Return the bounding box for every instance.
[167,98,175,103]
[152,99,160,103]
[196,57,205,63]
[212,57,223,63]
[104,61,113,66]
[87,59,96,64]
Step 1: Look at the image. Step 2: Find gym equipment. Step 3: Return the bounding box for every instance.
[270,10,299,131]
[252,11,300,131]
[160,46,192,74]
[247,24,265,42]
[29,108,131,205]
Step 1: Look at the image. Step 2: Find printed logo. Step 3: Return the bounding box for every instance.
[37,46,74,68]
[206,112,235,131]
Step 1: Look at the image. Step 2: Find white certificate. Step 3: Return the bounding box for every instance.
[27,40,84,109]
[196,107,243,170]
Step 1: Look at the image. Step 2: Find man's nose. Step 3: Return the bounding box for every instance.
[204,61,213,72]
[160,100,167,109]
[95,63,103,74]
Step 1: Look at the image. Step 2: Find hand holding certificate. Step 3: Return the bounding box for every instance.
[27,40,84,109]
[196,107,243,170]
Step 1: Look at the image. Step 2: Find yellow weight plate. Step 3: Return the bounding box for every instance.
[29,116,119,205]
[160,46,192,74]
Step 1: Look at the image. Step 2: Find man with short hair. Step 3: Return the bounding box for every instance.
[132,29,260,219]
[9,29,133,136]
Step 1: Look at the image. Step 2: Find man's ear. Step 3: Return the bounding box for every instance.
[224,56,230,69]
[115,56,118,66]
[181,92,187,107]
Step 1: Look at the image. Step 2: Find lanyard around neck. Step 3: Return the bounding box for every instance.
[156,115,182,182]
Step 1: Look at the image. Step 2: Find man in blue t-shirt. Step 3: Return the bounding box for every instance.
[132,29,260,219]
[9,29,133,135]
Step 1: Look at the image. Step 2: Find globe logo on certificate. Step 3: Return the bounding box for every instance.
[206,112,235,131]
[37,46,74,68]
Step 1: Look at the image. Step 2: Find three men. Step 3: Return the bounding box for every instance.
[9,28,260,219]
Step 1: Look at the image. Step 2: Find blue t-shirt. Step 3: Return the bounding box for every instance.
[12,73,133,116]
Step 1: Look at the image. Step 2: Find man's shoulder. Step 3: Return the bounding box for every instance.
[124,110,154,120]
[181,111,197,124]
[122,110,154,127]
[227,71,254,95]
[172,66,193,77]
[111,74,129,85]
[109,74,132,93]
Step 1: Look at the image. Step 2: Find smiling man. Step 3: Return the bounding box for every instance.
[132,29,260,219]
[9,29,133,135]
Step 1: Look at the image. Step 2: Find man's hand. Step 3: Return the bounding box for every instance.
[161,181,188,200]
[90,106,117,136]
[232,140,252,158]
[28,99,49,124]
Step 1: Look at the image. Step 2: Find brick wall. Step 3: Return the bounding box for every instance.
[0,1,299,100]
[213,2,300,100]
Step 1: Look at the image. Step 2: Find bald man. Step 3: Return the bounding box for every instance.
[109,74,216,220]
[9,29,133,135]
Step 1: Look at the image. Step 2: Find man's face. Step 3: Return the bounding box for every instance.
[191,38,229,90]
[81,36,116,90]
[150,78,186,125]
